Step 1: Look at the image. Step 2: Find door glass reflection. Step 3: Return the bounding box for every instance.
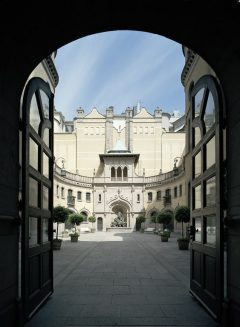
[194,151,201,178]
[29,94,41,133]
[43,186,49,209]
[194,88,204,118]
[43,153,49,178]
[40,90,49,119]
[194,185,201,209]
[29,177,38,207]
[29,138,38,170]
[194,218,202,242]
[206,216,216,246]
[206,136,215,169]
[29,217,38,246]
[43,218,49,242]
[206,176,216,206]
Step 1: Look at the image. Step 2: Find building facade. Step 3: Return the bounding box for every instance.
[53,106,186,232]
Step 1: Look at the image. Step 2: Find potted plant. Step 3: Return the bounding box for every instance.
[53,206,70,250]
[136,215,146,232]
[159,230,170,242]
[68,213,84,242]
[88,215,96,232]
[174,205,190,250]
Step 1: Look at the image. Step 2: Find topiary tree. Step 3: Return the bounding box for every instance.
[88,216,96,230]
[157,209,173,230]
[68,213,85,235]
[53,206,70,239]
[174,205,190,238]
[151,212,158,230]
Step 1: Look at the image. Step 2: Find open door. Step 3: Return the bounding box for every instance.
[189,75,224,320]
[22,77,54,319]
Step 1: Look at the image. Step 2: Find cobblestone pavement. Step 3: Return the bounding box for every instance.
[25,231,220,327]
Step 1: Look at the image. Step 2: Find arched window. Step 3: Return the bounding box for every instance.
[111,167,116,181]
[123,167,128,181]
[117,167,122,181]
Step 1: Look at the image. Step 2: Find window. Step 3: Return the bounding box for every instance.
[56,185,59,197]
[165,189,171,197]
[98,194,102,202]
[86,192,91,202]
[148,192,152,202]
[174,187,178,198]
[77,191,82,201]
[157,191,161,201]
[137,194,140,202]
[61,187,64,198]
[117,167,122,181]
[68,189,73,196]
[111,167,116,181]
[179,184,182,197]
[123,167,128,181]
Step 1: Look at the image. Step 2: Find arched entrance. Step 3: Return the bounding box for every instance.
[110,201,131,228]
[97,217,103,231]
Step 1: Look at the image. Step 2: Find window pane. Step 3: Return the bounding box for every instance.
[194,151,201,178]
[30,94,41,132]
[206,176,216,206]
[206,136,215,169]
[193,127,201,147]
[194,217,202,242]
[43,128,49,147]
[206,216,216,246]
[43,186,49,209]
[194,185,201,209]
[43,152,49,178]
[40,90,49,119]
[204,92,215,132]
[29,217,38,246]
[29,177,38,207]
[29,138,38,170]
[194,88,204,118]
[43,218,49,242]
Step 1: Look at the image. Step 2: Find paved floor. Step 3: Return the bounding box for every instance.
[25,231,220,327]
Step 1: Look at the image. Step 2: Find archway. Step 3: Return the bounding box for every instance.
[1,3,240,327]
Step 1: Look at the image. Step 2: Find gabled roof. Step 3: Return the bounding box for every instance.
[84,107,105,119]
[134,107,153,118]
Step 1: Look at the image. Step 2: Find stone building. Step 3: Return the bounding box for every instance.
[53,106,186,232]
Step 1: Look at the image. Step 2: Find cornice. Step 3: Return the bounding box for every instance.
[181,49,197,87]
[43,55,59,87]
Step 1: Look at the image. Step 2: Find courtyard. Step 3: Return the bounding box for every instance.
[25,231,219,327]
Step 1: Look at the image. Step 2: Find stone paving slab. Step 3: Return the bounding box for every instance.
[25,231,220,327]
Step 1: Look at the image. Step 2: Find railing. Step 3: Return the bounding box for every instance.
[145,165,184,184]
[54,165,93,184]
[54,164,183,186]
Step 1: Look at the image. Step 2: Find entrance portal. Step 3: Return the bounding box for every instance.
[97,217,103,231]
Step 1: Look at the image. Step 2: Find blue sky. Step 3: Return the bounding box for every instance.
[54,31,185,120]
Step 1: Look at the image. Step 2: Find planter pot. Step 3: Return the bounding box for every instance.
[90,228,96,233]
[70,235,79,242]
[53,239,62,250]
[177,239,189,250]
[161,235,169,242]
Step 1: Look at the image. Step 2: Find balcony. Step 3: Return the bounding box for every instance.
[67,195,75,207]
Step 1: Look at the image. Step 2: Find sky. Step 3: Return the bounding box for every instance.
[54,31,185,121]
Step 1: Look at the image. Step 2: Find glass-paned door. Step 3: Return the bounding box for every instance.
[190,75,223,320]
[22,77,54,319]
